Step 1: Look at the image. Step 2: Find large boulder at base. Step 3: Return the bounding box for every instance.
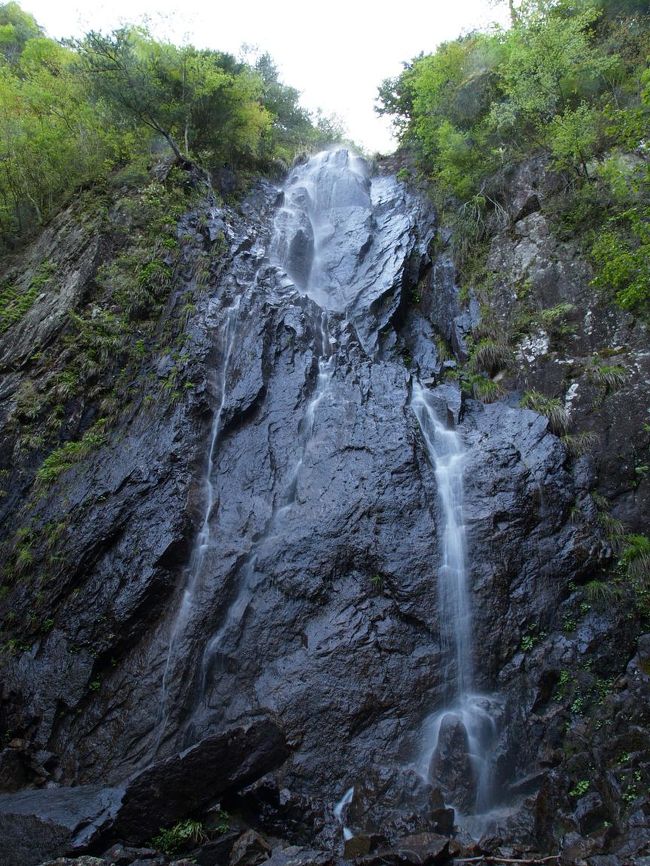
[0,785,123,866]
[0,719,288,866]
[111,719,289,843]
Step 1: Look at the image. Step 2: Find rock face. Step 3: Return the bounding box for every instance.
[0,149,647,865]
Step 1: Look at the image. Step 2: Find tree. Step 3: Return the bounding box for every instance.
[0,2,41,64]
[75,28,273,167]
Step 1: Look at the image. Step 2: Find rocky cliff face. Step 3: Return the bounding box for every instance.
[0,151,647,866]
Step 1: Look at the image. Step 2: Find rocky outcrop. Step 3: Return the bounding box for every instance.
[0,150,647,866]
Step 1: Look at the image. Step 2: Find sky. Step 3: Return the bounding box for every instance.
[20,1,510,153]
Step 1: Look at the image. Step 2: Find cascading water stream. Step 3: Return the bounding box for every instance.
[411,382,499,819]
[156,297,241,741]
[411,383,472,700]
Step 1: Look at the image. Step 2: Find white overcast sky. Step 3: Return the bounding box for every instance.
[20,1,509,153]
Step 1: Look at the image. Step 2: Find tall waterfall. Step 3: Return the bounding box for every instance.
[412,383,498,818]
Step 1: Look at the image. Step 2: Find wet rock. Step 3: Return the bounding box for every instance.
[1,148,640,862]
[343,836,373,859]
[422,384,462,427]
[0,747,30,792]
[429,714,476,814]
[233,777,323,843]
[111,720,288,843]
[40,859,108,866]
[429,808,454,836]
[390,832,450,864]
[587,857,621,866]
[101,844,158,864]
[346,769,448,842]
[129,859,165,866]
[400,311,440,380]
[561,832,597,865]
[192,832,240,866]
[262,847,333,866]
[574,792,609,835]
[0,785,123,866]
[228,830,271,866]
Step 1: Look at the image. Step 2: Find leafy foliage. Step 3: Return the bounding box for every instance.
[377,0,649,315]
[152,819,207,855]
[0,3,340,247]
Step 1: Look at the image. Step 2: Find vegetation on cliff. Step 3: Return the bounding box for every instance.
[378,0,649,317]
[0,2,339,249]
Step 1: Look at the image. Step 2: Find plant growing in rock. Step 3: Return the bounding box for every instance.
[35,421,107,488]
[469,338,511,376]
[520,390,569,435]
[586,359,628,392]
[561,430,600,457]
[462,372,504,403]
[569,779,590,798]
[152,818,207,854]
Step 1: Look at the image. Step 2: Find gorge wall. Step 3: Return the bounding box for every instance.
[0,150,648,866]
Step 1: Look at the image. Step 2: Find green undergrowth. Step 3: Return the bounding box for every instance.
[35,421,107,488]
[0,260,56,334]
[152,819,207,854]
[151,811,229,855]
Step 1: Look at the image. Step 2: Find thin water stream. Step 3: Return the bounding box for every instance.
[156,298,241,742]
[198,311,336,692]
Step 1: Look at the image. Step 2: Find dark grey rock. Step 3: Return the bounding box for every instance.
[429,714,476,814]
[388,832,450,864]
[228,831,271,866]
[40,859,108,866]
[574,792,609,835]
[112,721,288,843]
[0,786,123,866]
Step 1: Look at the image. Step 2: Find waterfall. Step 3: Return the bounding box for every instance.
[156,297,240,740]
[411,383,472,699]
[411,382,498,819]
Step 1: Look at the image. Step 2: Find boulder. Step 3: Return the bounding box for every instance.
[228,830,271,866]
[0,786,123,866]
[111,720,289,843]
[429,714,476,814]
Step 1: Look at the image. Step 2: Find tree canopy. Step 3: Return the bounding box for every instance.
[0,3,342,247]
